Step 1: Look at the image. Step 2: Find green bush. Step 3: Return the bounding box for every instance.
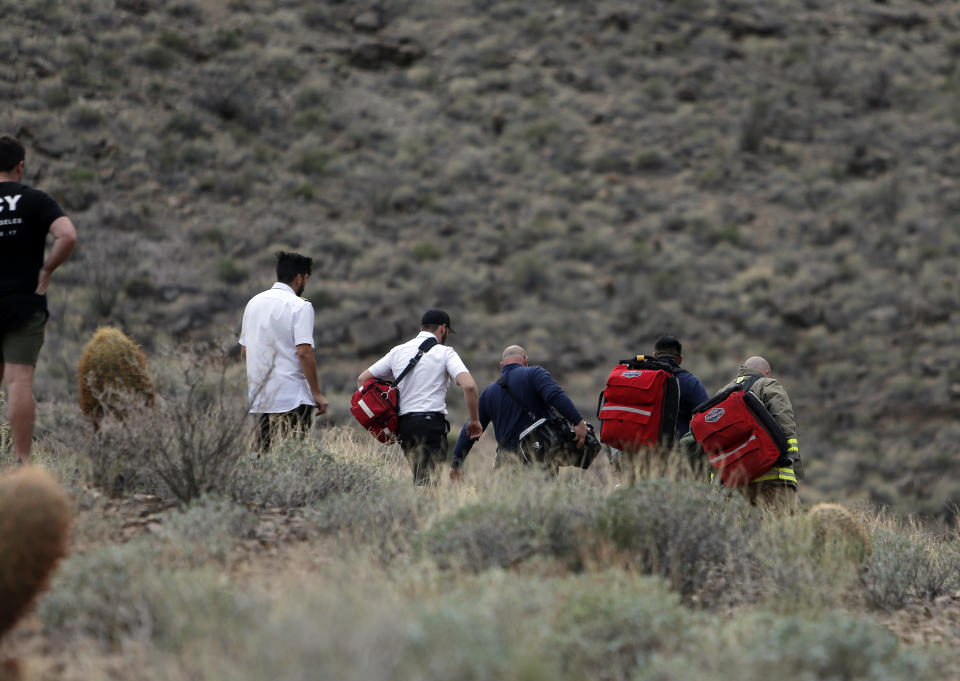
[229,443,383,508]
[654,612,937,681]
[38,541,260,649]
[164,495,258,566]
[861,529,960,610]
[312,482,432,562]
[595,480,756,601]
[83,349,250,502]
[419,503,541,571]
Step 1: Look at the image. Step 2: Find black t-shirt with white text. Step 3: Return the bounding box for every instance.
[0,181,65,294]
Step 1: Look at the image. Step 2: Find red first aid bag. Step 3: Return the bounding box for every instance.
[689,383,787,487]
[597,356,679,451]
[350,337,438,444]
[350,379,400,444]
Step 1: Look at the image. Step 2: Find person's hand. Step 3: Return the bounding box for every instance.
[34,268,51,295]
[449,467,463,483]
[314,391,329,414]
[572,420,588,448]
[466,418,482,440]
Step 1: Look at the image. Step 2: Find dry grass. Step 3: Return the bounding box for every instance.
[0,413,954,679]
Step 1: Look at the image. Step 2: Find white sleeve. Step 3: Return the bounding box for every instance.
[367,349,395,380]
[292,302,315,347]
[445,349,469,379]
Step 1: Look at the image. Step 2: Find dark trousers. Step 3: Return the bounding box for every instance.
[397,412,449,486]
[256,404,314,453]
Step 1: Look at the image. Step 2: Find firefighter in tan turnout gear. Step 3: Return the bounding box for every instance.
[722,356,801,511]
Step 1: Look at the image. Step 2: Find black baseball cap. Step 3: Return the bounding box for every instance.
[421,309,455,332]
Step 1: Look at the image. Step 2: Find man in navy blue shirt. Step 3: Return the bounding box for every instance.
[450,345,587,479]
[653,335,709,439]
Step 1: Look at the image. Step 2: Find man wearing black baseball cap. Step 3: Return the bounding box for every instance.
[358,309,480,485]
[420,309,455,333]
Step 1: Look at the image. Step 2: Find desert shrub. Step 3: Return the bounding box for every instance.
[133,43,177,70]
[229,441,383,508]
[65,102,103,129]
[163,495,258,567]
[595,480,756,601]
[83,347,248,502]
[419,503,542,571]
[216,257,249,284]
[739,97,770,153]
[547,573,690,681]
[310,482,433,562]
[411,240,442,262]
[745,510,867,613]
[290,146,333,176]
[38,540,260,649]
[164,110,208,138]
[861,527,960,610]
[654,612,936,681]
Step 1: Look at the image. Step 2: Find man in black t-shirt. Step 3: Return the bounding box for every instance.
[0,136,77,465]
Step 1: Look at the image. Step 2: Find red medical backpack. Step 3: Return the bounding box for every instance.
[689,378,788,487]
[597,356,680,451]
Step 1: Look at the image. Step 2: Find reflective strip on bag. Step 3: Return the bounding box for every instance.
[357,399,376,419]
[709,434,757,464]
[751,467,797,484]
[599,405,652,417]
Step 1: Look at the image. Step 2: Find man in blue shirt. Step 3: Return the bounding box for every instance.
[652,335,709,439]
[450,345,587,479]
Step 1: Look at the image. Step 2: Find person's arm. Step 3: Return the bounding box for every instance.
[357,351,394,390]
[35,216,77,295]
[450,389,491,478]
[455,371,481,438]
[296,343,328,414]
[531,367,587,447]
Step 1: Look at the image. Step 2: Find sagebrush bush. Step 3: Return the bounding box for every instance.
[595,480,756,601]
[82,347,248,501]
[311,482,432,563]
[38,541,260,649]
[651,611,938,681]
[419,503,542,571]
[163,495,258,567]
[229,440,383,508]
[861,527,960,611]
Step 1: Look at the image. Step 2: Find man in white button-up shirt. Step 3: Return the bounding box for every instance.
[239,252,328,451]
[357,309,481,485]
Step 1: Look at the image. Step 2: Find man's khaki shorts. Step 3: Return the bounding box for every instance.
[0,311,47,367]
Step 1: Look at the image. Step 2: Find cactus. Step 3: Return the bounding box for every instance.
[77,327,154,424]
[0,466,72,642]
[808,502,870,563]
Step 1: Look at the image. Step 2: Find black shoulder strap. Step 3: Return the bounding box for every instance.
[498,371,564,423]
[391,338,439,387]
[738,375,762,393]
[497,373,543,423]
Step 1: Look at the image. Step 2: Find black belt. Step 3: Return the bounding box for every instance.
[399,411,444,419]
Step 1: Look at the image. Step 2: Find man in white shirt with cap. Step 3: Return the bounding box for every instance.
[357,309,481,485]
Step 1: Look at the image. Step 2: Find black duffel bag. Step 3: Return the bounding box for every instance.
[517,418,602,469]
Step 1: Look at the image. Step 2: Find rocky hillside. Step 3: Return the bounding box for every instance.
[4,0,959,516]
